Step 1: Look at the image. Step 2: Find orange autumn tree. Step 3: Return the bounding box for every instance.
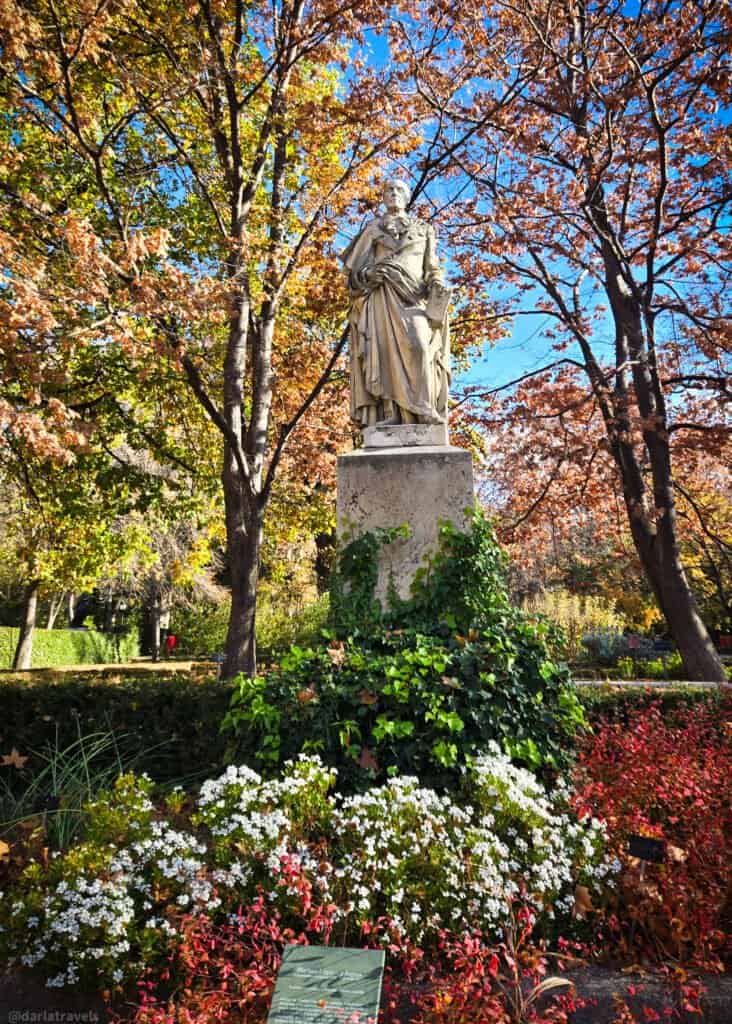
[468,365,731,635]
[1,0,420,677]
[402,0,731,680]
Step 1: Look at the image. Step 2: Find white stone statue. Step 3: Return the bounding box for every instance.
[341,179,451,428]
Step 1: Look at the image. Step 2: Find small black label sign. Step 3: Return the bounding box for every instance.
[628,834,666,863]
[268,945,385,1024]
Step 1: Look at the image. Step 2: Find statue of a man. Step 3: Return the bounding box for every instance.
[341,179,451,428]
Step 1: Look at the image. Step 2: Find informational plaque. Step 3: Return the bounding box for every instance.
[268,945,385,1024]
[628,833,666,863]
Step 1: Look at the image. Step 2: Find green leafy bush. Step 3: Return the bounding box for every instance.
[609,651,686,680]
[169,601,230,657]
[170,595,329,664]
[0,626,138,669]
[579,628,627,666]
[224,512,587,788]
[256,593,330,663]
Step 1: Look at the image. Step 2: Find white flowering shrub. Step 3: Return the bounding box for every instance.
[0,753,616,990]
[469,744,617,918]
[328,745,616,942]
[331,776,514,942]
[194,756,336,863]
[2,775,211,989]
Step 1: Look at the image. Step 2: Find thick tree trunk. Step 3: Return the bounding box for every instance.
[601,268,726,681]
[12,580,39,671]
[583,183,727,683]
[645,439,725,682]
[221,456,263,679]
[223,523,262,680]
[626,511,725,681]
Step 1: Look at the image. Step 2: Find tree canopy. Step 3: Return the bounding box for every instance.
[1,0,729,678]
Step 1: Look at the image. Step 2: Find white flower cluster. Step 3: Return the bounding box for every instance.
[16,877,135,988]
[195,755,336,864]
[332,775,515,941]
[2,753,615,990]
[471,744,616,908]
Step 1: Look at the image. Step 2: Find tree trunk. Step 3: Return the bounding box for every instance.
[585,182,728,683]
[46,592,64,630]
[601,277,726,680]
[67,591,76,626]
[221,441,263,679]
[222,524,262,680]
[625,506,725,680]
[150,590,162,662]
[12,580,39,671]
[645,432,725,682]
[656,552,724,681]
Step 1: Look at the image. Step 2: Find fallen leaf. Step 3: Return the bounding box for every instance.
[1,748,28,769]
[358,747,379,772]
[327,644,345,668]
[441,675,462,690]
[573,884,594,918]
[358,689,377,705]
[0,840,9,860]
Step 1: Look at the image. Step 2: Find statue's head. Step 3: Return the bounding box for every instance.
[382,178,410,213]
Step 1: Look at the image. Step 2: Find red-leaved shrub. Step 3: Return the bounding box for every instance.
[126,880,581,1024]
[572,697,732,969]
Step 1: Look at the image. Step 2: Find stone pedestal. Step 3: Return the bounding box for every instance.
[337,430,474,604]
[362,422,448,449]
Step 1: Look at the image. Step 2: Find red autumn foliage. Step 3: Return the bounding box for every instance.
[388,907,584,1024]
[126,882,580,1024]
[572,697,732,970]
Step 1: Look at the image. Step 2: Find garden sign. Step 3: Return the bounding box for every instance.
[268,945,385,1023]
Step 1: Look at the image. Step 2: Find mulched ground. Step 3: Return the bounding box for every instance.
[1,967,730,1023]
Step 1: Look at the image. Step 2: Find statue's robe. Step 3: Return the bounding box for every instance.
[341,216,450,427]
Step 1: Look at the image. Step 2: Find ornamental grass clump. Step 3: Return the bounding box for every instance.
[0,754,615,991]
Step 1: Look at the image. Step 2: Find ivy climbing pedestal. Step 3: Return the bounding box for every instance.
[336,425,474,605]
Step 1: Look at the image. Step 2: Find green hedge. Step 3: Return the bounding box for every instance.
[0,627,139,669]
[1,671,728,800]
[0,672,235,789]
[576,682,731,728]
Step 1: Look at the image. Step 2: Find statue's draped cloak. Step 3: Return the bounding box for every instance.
[341,216,450,427]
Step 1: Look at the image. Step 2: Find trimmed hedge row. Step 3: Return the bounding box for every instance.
[0,672,235,789]
[575,682,731,731]
[0,626,139,670]
[0,671,728,797]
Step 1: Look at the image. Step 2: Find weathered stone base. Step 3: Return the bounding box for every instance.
[336,445,474,603]
[362,421,448,449]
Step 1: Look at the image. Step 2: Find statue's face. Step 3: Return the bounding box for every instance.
[383,181,409,213]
